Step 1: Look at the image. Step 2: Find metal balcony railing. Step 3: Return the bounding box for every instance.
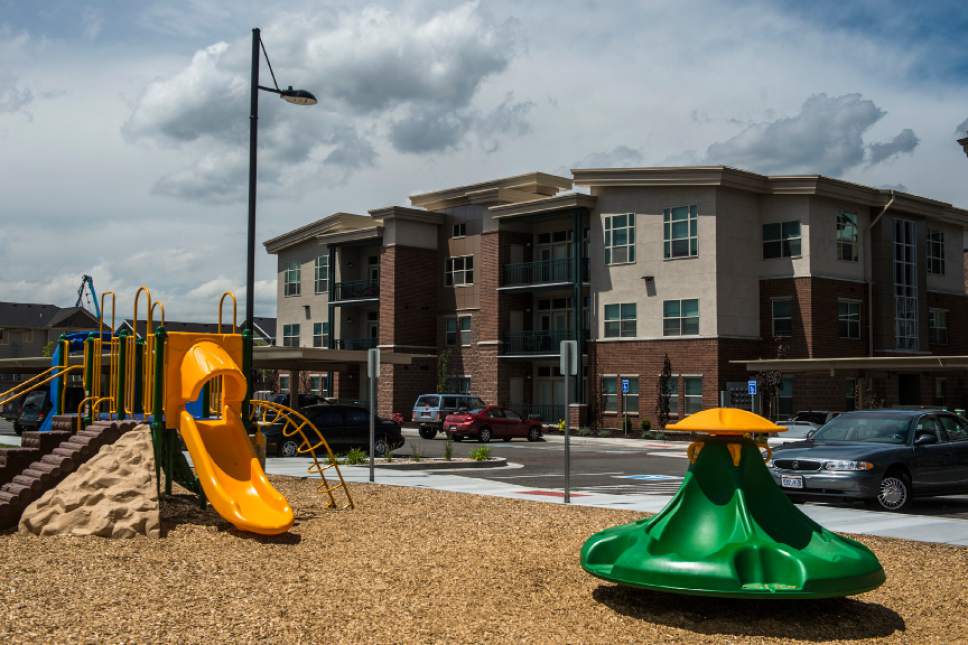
[501,257,588,287]
[502,329,573,354]
[335,337,378,350]
[332,279,379,301]
[508,403,567,424]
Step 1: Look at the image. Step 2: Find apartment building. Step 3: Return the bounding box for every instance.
[265,167,968,427]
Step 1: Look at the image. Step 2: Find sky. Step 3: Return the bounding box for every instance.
[1,0,967,322]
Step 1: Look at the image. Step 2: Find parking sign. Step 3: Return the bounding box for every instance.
[621,378,630,394]
[747,379,757,396]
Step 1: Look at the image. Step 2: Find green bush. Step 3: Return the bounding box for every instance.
[345,448,367,465]
[640,419,652,431]
[596,428,611,438]
[410,444,422,462]
[444,435,454,461]
[577,427,593,437]
[470,446,491,462]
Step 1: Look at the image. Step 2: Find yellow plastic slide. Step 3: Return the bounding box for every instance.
[176,340,293,536]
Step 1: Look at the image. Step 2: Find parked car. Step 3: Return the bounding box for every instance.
[792,410,841,425]
[14,390,50,435]
[269,393,325,409]
[412,393,486,439]
[444,405,543,443]
[768,420,820,447]
[263,404,404,458]
[769,409,968,511]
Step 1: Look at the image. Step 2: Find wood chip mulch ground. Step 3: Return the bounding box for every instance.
[1,477,966,644]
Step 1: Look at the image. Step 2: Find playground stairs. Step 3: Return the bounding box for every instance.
[0,416,137,530]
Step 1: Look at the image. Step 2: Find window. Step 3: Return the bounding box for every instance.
[621,377,639,415]
[445,255,474,286]
[664,378,679,416]
[282,324,300,347]
[314,255,329,294]
[445,316,472,346]
[894,219,918,350]
[452,222,466,238]
[278,374,290,392]
[602,376,617,413]
[663,299,699,336]
[837,211,859,261]
[684,377,703,414]
[284,261,301,296]
[663,206,698,259]
[778,377,794,417]
[313,322,330,348]
[308,374,326,395]
[604,303,636,338]
[927,229,945,275]
[929,308,948,345]
[762,221,801,258]
[445,376,471,393]
[838,300,862,339]
[604,213,635,264]
[771,298,793,338]
[939,415,968,442]
[0,329,6,345]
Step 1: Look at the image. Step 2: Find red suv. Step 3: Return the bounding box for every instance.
[444,405,543,443]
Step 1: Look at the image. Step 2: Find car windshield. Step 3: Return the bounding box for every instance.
[22,392,46,412]
[463,397,485,409]
[781,424,813,438]
[415,395,440,407]
[814,414,911,444]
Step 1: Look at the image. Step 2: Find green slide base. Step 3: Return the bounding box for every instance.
[581,438,885,599]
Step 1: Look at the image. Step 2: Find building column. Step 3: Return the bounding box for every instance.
[572,207,585,404]
[289,369,300,407]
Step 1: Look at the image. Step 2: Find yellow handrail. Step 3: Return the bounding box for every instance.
[0,365,82,409]
[95,291,116,407]
[0,365,66,408]
[250,400,354,510]
[217,291,237,333]
[126,286,152,415]
[75,395,113,432]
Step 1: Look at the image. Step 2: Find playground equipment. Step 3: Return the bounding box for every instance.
[581,408,885,599]
[74,274,100,319]
[0,286,352,536]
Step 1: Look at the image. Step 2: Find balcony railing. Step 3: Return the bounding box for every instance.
[332,279,379,301]
[502,257,588,287]
[335,337,378,350]
[507,403,567,424]
[502,329,573,355]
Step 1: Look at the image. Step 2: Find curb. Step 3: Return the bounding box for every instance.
[375,457,508,471]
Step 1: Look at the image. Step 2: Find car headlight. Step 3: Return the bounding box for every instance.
[765,458,775,468]
[822,460,874,471]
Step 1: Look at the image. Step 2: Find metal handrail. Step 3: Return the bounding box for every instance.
[217,291,237,333]
[332,278,380,301]
[501,257,588,286]
[0,364,82,409]
[502,329,573,354]
[75,395,113,432]
[335,337,378,350]
[252,399,354,509]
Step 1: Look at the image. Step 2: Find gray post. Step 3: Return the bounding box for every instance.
[367,348,380,483]
[560,340,577,504]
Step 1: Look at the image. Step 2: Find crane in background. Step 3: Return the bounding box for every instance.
[74,274,100,320]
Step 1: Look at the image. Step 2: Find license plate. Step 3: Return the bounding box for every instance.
[449,426,457,431]
[781,475,803,489]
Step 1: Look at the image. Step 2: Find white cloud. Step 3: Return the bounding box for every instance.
[867,128,919,166]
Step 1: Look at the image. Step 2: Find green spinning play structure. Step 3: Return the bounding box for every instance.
[580,408,885,599]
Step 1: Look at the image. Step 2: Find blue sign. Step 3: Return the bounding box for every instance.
[747,379,758,396]
[621,378,630,394]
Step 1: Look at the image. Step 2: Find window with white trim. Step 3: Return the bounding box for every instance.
[684,377,703,414]
[282,324,300,347]
[445,316,472,346]
[663,299,699,336]
[663,206,698,259]
[604,213,635,264]
[664,377,679,416]
[771,298,793,338]
[604,303,636,338]
[314,254,329,294]
[838,299,861,339]
[894,218,918,351]
[452,222,466,238]
[284,261,301,297]
[313,322,330,348]
[445,375,471,393]
[763,221,801,258]
[278,374,290,392]
[927,229,945,275]
[445,255,474,286]
[837,211,859,261]
[929,307,948,345]
[602,376,618,413]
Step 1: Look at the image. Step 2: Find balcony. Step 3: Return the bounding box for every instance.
[335,337,378,350]
[332,279,379,302]
[501,257,588,288]
[507,403,567,423]
[502,329,573,355]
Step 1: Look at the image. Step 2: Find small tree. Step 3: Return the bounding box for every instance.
[436,347,453,393]
[655,354,673,429]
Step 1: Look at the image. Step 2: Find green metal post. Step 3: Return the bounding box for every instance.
[151,328,167,496]
[116,328,128,421]
[134,337,145,415]
[242,328,253,427]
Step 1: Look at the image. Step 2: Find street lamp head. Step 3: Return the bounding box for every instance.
[959,135,968,160]
[280,86,317,106]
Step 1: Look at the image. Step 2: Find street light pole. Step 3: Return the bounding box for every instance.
[959,134,968,160]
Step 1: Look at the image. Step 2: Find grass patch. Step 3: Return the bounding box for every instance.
[345,448,367,465]
[469,446,491,462]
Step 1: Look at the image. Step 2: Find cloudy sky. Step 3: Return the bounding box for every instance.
[1,0,967,322]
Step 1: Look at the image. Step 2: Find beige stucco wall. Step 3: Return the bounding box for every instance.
[807,197,868,282]
[589,186,719,340]
[275,242,329,347]
[757,194,812,279]
[384,218,438,250]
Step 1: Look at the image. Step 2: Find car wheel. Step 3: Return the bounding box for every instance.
[13,424,22,436]
[453,435,463,442]
[479,427,492,443]
[875,473,911,512]
[374,438,390,457]
[279,439,300,458]
[527,428,540,442]
[787,495,806,505]
[418,426,437,440]
[502,436,512,442]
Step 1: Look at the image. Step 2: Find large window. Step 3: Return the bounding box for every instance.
[445,316,472,346]
[317,321,329,348]
[929,308,948,345]
[664,377,679,416]
[762,221,801,258]
[445,376,471,393]
[684,377,703,414]
[452,222,466,238]
[837,211,859,262]
[779,377,794,417]
[604,303,636,338]
[927,229,945,275]
[602,376,618,413]
[284,261,301,297]
[838,300,861,339]
[282,323,300,347]
[894,219,918,351]
[663,299,699,336]
[771,298,793,338]
[314,254,329,294]
[663,205,698,259]
[622,376,640,415]
[445,255,474,286]
[604,213,635,264]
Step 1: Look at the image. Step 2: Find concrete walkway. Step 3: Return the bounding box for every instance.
[265,457,968,547]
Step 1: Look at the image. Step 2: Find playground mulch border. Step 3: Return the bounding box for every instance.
[0,477,966,643]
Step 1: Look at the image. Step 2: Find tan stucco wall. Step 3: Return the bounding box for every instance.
[275,243,329,347]
[384,218,438,250]
[807,197,868,282]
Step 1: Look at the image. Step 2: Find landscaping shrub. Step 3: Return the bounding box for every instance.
[444,436,454,461]
[597,428,611,438]
[577,427,593,437]
[470,446,491,462]
[345,448,367,465]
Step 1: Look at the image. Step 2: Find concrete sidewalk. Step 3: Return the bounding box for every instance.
[402,426,688,451]
[266,457,968,547]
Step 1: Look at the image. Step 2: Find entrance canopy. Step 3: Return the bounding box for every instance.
[735,355,968,374]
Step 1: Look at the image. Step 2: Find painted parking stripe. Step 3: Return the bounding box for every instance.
[616,474,683,481]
